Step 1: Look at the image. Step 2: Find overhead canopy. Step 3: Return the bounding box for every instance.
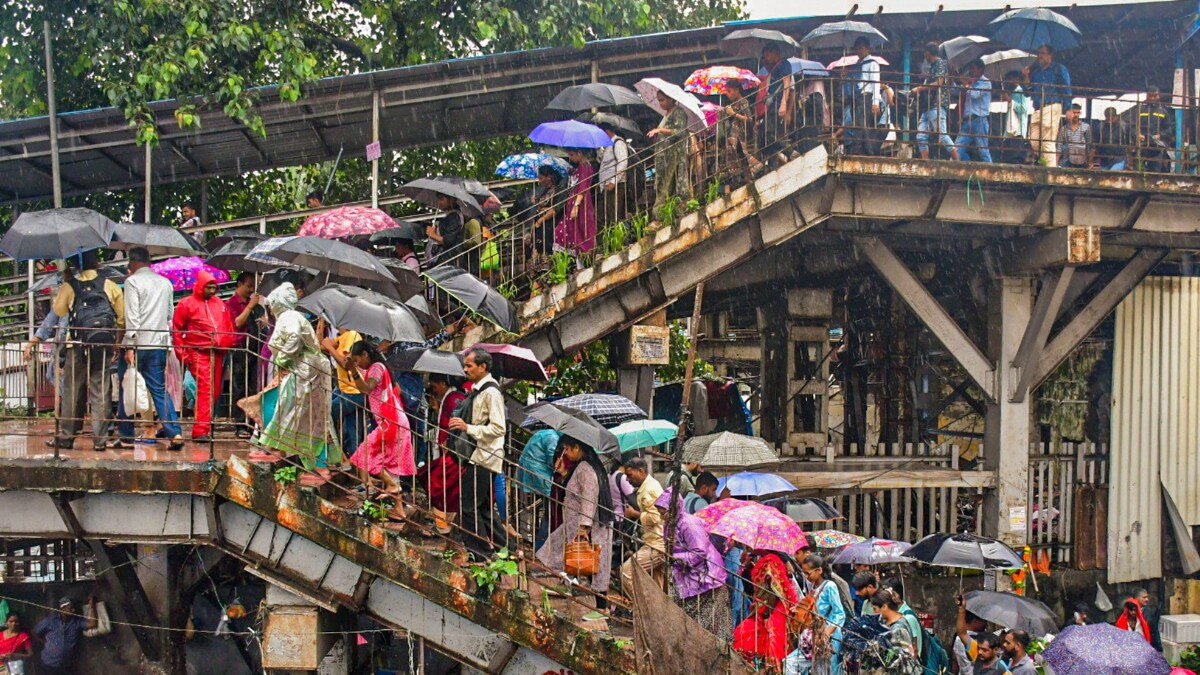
[0,0,1194,205]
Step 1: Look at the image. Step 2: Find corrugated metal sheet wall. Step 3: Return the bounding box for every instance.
[1109,277,1200,583]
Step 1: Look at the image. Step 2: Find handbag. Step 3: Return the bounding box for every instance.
[564,535,601,578]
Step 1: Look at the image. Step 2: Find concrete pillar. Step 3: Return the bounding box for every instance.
[983,278,1033,548]
[134,544,186,674]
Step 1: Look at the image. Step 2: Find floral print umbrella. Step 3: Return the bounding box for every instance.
[297,206,397,239]
[495,153,570,180]
[684,66,762,96]
[694,498,755,529]
[151,256,231,291]
[807,529,865,549]
[704,500,809,554]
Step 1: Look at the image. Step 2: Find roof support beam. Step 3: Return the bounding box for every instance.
[1033,247,1169,387]
[1010,267,1074,403]
[57,117,142,179]
[856,235,996,400]
[1117,193,1150,229]
[1024,188,1054,225]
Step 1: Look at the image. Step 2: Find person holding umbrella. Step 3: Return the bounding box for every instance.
[425,194,464,268]
[555,147,598,256]
[760,43,795,167]
[647,91,692,217]
[846,36,886,157]
[1024,44,1072,167]
[718,79,762,192]
[791,552,845,675]
[447,347,509,558]
[954,596,1004,675]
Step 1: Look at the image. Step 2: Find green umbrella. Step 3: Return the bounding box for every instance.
[610,419,678,452]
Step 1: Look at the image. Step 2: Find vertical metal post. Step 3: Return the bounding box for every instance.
[371,91,380,208]
[259,216,267,236]
[590,60,600,84]
[43,21,61,209]
[1176,52,1186,173]
[144,142,152,222]
[901,37,912,144]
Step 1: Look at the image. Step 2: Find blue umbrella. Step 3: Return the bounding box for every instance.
[528,120,613,149]
[495,153,570,180]
[788,58,830,77]
[717,471,796,497]
[989,7,1081,51]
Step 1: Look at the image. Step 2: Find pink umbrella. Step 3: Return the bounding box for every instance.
[684,66,762,96]
[1171,670,1197,675]
[695,498,755,529]
[827,54,891,70]
[298,206,397,239]
[462,343,548,382]
[705,500,809,554]
[150,256,231,292]
[699,101,722,130]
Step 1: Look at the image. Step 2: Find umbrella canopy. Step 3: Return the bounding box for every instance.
[528,120,613,149]
[941,35,996,70]
[523,393,646,428]
[403,293,441,332]
[681,432,778,467]
[207,238,300,274]
[684,66,761,96]
[1043,623,1172,675]
[800,20,888,50]
[763,496,842,523]
[457,178,503,214]
[717,471,796,498]
[963,590,1058,635]
[298,206,397,239]
[634,77,709,131]
[546,83,645,111]
[110,222,204,257]
[29,266,124,295]
[695,498,755,529]
[463,343,548,381]
[372,260,426,301]
[422,266,518,334]
[522,402,621,457]
[827,54,891,70]
[204,228,266,253]
[989,7,1082,51]
[388,348,465,377]
[0,208,117,261]
[905,532,1024,570]
[368,222,425,244]
[981,49,1037,81]
[247,236,397,284]
[399,177,485,218]
[719,28,801,58]
[297,284,426,343]
[610,419,678,452]
[151,256,232,291]
[788,58,830,77]
[705,500,809,554]
[578,112,641,138]
[808,530,864,549]
[831,538,913,565]
[496,153,570,180]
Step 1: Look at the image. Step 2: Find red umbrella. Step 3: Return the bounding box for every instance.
[298,206,397,239]
[462,343,548,382]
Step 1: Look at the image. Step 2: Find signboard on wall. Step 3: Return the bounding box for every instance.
[628,325,670,365]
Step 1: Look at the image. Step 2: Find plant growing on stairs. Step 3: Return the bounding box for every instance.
[273,466,299,485]
[470,547,519,595]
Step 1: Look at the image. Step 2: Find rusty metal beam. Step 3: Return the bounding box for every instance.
[1024,188,1054,225]
[1117,193,1151,230]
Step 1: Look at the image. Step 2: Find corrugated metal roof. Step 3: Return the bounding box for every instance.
[1108,276,1200,583]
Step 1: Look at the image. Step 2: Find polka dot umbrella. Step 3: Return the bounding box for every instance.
[151,256,231,292]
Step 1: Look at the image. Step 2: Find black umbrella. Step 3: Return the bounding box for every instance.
[204,228,267,253]
[247,236,398,284]
[720,28,801,58]
[905,532,1025,570]
[963,590,1058,634]
[389,348,465,377]
[423,266,518,334]
[522,402,621,457]
[578,111,642,138]
[372,260,425,300]
[761,496,842,523]
[403,293,442,332]
[369,222,425,244]
[546,83,645,111]
[297,284,426,343]
[399,177,485,218]
[799,21,887,50]
[109,222,205,257]
[0,208,117,261]
[455,178,502,214]
[207,238,306,274]
[29,266,125,294]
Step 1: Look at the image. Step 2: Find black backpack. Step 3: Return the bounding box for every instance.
[619,138,650,210]
[448,381,499,459]
[67,275,118,345]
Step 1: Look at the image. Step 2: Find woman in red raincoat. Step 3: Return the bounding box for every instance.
[732,553,800,672]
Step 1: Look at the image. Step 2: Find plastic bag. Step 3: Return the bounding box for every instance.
[1095,582,1113,612]
[166,351,184,413]
[122,367,150,416]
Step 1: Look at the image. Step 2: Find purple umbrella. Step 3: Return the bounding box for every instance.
[151,256,232,291]
[528,120,613,149]
[1043,623,1172,675]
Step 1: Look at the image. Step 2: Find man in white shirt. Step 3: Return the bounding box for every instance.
[448,347,509,557]
[118,247,184,451]
[597,125,630,224]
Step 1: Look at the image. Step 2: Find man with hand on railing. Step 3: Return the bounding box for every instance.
[618,456,667,592]
[172,269,235,443]
[49,251,124,451]
[1024,44,1072,167]
[911,42,959,161]
[956,59,994,163]
[118,247,184,451]
[1138,85,1175,173]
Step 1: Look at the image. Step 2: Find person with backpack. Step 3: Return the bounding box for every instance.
[870,590,922,675]
[172,269,235,442]
[889,579,951,674]
[447,347,509,558]
[49,251,125,450]
[790,552,846,674]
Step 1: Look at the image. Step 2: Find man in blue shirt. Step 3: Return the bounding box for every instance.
[911,42,959,160]
[1024,44,1072,166]
[33,596,96,675]
[957,59,993,162]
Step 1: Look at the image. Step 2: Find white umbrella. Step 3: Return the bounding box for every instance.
[981,48,1036,81]
[634,77,708,131]
[940,35,996,71]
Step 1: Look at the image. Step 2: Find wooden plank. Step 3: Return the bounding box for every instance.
[771,469,996,491]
